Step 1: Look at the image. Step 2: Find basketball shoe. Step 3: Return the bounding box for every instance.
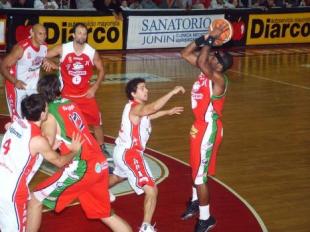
[139,223,156,232]
[181,199,199,220]
[195,216,216,232]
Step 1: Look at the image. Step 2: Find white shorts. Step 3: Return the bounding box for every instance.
[113,145,155,195]
[0,199,27,232]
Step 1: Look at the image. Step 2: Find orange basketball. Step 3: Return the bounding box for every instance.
[210,19,234,46]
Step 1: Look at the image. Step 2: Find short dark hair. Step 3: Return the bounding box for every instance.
[73,22,88,34]
[125,78,145,100]
[21,94,46,121]
[37,74,61,103]
[215,51,233,72]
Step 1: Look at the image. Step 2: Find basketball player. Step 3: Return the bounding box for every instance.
[0,24,53,120]
[26,74,132,232]
[44,22,111,157]
[109,78,185,232]
[0,94,82,232]
[180,23,233,232]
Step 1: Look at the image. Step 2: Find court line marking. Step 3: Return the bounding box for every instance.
[229,70,310,90]
[0,116,268,231]
[145,146,269,232]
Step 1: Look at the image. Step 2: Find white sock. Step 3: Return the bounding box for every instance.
[199,205,210,220]
[192,187,198,201]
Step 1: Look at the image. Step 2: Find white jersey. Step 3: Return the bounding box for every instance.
[115,101,152,151]
[13,38,47,91]
[0,119,43,203]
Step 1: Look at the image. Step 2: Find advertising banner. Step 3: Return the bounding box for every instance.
[126,14,225,49]
[0,15,6,51]
[247,13,310,45]
[39,16,123,50]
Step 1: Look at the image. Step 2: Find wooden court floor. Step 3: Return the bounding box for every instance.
[0,45,310,232]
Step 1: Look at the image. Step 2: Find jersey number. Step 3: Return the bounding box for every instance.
[2,138,12,155]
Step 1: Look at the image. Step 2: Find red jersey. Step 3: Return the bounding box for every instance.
[49,98,103,162]
[191,72,227,123]
[60,41,95,97]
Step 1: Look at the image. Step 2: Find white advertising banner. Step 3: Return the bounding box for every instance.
[127,14,225,49]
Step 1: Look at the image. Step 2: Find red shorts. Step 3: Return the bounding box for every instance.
[64,95,102,126]
[34,158,110,219]
[190,120,223,185]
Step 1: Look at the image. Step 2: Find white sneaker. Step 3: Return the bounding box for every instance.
[109,190,116,202]
[139,223,156,232]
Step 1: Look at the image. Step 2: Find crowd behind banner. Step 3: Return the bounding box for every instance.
[0,6,309,51]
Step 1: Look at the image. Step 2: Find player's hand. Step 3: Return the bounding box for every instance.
[85,85,97,98]
[168,106,184,115]
[208,23,229,39]
[68,132,84,154]
[42,59,58,72]
[172,86,185,95]
[14,80,27,89]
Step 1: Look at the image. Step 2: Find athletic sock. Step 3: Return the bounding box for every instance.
[199,205,210,220]
[192,187,198,201]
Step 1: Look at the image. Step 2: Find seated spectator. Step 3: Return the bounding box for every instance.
[94,0,123,20]
[12,0,34,7]
[192,0,211,9]
[158,0,179,8]
[210,0,224,8]
[34,0,59,8]
[128,0,143,8]
[284,0,299,7]
[0,0,12,8]
[75,0,95,9]
[141,0,159,8]
[299,0,310,6]
[225,0,238,7]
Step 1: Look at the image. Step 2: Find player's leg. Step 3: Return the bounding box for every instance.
[27,193,43,232]
[101,214,133,232]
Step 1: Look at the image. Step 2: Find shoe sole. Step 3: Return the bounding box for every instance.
[181,211,199,220]
[204,222,216,232]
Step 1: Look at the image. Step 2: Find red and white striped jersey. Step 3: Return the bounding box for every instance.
[0,119,43,203]
[11,38,47,91]
[115,101,152,151]
[60,41,95,97]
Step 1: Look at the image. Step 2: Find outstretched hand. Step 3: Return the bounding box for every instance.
[42,58,58,72]
[172,86,186,95]
[168,106,184,115]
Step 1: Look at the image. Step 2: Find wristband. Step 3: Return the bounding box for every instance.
[194,35,215,47]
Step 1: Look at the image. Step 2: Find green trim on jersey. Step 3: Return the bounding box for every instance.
[211,74,228,100]
[42,98,88,209]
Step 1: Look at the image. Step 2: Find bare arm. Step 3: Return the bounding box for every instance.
[131,86,185,119]
[46,44,62,59]
[86,51,105,98]
[30,133,82,168]
[41,113,58,148]
[180,40,199,67]
[149,106,184,120]
[0,44,26,89]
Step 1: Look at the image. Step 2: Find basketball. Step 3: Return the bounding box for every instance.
[210,19,234,46]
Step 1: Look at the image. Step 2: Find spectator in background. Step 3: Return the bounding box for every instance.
[34,0,59,8]
[210,0,224,8]
[75,0,96,9]
[94,0,123,20]
[192,0,211,9]
[299,0,310,6]
[12,0,34,7]
[225,0,238,7]
[141,0,159,8]
[0,0,12,8]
